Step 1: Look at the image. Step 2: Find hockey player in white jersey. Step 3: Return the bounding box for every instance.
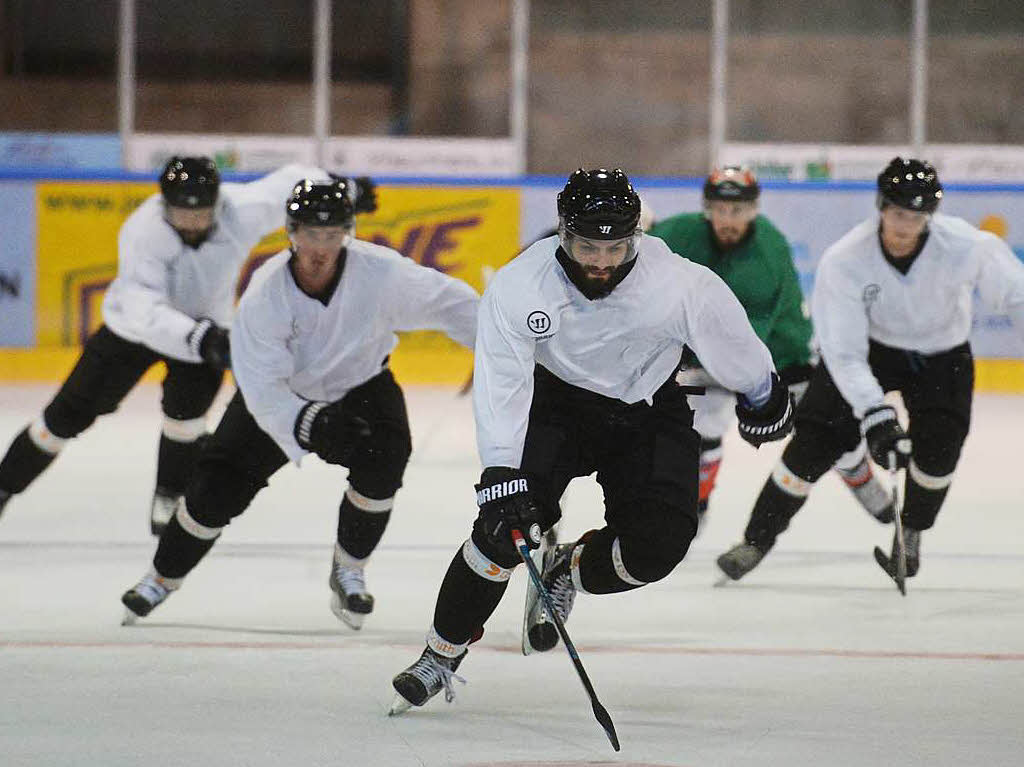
[717,157,1024,583]
[391,168,794,711]
[0,156,360,535]
[120,178,478,628]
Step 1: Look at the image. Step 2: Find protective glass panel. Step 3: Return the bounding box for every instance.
[529,0,711,175]
[0,1,118,130]
[135,0,313,134]
[927,0,1024,143]
[727,0,912,144]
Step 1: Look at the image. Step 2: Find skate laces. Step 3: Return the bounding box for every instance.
[334,564,367,596]
[410,650,466,703]
[548,572,576,622]
[544,547,576,622]
[728,542,762,565]
[134,575,170,606]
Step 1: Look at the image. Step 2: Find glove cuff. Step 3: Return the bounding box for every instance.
[187,318,213,358]
[294,401,328,450]
[860,404,896,436]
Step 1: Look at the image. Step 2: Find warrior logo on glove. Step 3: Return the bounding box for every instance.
[476,478,529,505]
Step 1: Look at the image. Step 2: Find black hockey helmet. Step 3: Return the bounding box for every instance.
[159,156,220,208]
[877,157,943,213]
[285,178,356,229]
[557,168,642,240]
[703,165,760,203]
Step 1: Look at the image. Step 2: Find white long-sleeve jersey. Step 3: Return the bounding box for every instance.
[231,239,479,462]
[102,163,327,362]
[473,234,776,468]
[813,213,1024,418]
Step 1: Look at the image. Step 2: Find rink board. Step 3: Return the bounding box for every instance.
[1,173,1023,388]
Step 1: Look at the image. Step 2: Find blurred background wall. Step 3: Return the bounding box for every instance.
[1,0,1023,387]
[1,0,1022,176]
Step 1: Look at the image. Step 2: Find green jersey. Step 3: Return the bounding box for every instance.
[648,212,812,372]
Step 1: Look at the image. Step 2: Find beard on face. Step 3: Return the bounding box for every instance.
[570,263,621,299]
[176,227,212,249]
[713,224,745,245]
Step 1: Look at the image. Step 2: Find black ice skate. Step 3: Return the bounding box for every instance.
[149,488,182,536]
[121,571,179,625]
[328,548,374,630]
[0,489,10,520]
[389,646,467,714]
[837,459,894,523]
[524,542,576,653]
[716,541,769,584]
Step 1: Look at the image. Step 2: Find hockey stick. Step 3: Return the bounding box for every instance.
[511,528,620,752]
[873,453,907,595]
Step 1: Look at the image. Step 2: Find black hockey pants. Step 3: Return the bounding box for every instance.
[746,339,973,548]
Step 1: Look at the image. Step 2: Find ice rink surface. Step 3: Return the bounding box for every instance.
[1,382,1022,767]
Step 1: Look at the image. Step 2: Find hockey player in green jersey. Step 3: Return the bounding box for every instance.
[648,166,892,530]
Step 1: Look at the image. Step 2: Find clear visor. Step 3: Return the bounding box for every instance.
[288,222,354,252]
[559,226,641,270]
[702,198,757,219]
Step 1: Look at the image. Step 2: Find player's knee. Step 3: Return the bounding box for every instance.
[162,367,223,420]
[782,422,847,481]
[42,397,97,439]
[350,427,411,498]
[184,462,258,530]
[911,415,966,477]
[619,511,697,584]
[622,540,691,584]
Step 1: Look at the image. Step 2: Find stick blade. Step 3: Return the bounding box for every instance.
[591,699,620,752]
[873,546,907,596]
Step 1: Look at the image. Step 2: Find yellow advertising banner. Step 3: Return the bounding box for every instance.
[29,181,520,384]
[35,182,153,347]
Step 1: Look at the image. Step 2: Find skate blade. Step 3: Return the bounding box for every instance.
[387,693,413,716]
[713,574,731,588]
[121,608,140,626]
[330,594,365,630]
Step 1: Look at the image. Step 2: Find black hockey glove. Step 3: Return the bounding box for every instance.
[735,373,795,448]
[331,173,378,214]
[294,400,372,466]
[475,467,543,552]
[861,405,911,469]
[352,176,378,213]
[189,318,231,370]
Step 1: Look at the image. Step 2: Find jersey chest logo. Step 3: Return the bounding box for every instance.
[862,284,881,308]
[527,310,551,335]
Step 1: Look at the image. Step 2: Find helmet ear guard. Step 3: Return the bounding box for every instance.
[876,156,943,213]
